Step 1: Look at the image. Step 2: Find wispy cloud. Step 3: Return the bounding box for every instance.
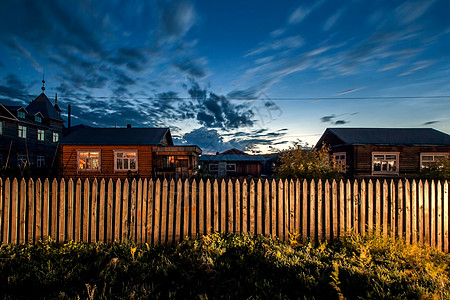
[335,87,364,95]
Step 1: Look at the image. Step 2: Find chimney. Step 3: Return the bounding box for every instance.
[127,124,131,128]
[68,104,71,134]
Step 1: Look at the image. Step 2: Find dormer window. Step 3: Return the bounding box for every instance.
[35,115,42,123]
[17,111,25,119]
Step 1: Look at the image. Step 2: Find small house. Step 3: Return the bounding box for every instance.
[200,148,265,178]
[315,128,450,178]
[59,126,201,179]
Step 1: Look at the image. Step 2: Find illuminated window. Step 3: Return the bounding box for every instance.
[17,111,25,119]
[35,115,41,123]
[209,164,218,171]
[37,129,45,141]
[18,125,27,138]
[420,153,448,168]
[372,152,399,175]
[77,151,101,171]
[37,156,45,167]
[52,132,59,142]
[226,163,236,171]
[114,150,138,171]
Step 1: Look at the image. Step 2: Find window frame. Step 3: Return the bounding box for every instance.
[17,110,25,119]
[37,129,45,141]
[420,152,448,168]
[37,155,45,167]
[77,150,101,172]
[114,150,138,172]
[371,152,400,175]
[0,121,3,135]
[35,115,42,123]
[209,163,218,171]
[333,152,347,172]
[226,163,236,172]
[52,132,59,143]
[17,154,27,167]
[18,124,27,138]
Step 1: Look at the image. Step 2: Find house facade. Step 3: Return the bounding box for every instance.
[200,148,265,178]
[315,128,450,178]
[59,126,201,179]
[0,93,64,175]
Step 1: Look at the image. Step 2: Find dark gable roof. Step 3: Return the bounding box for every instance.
[61,127,173,146]
[200,154,265,162]
[26,93,64,122]
[318,128,450,146]
[220,148,248,155]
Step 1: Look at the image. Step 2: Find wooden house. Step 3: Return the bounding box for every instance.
[0,93,64,175]
[200,148,265,178]
[59,126,201,179]
[315,128,450,178]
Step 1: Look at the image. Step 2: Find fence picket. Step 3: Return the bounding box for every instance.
[205,180,211,235]
[141,179,148,244]
[35,179,42,242]
[83,179,90,243]
[107,179,113,243]
[424,181,430,246]
[339,180,344,238]
[257,179,263,235]
[431,180,436,247]
[10,179,18,244]
[405,180,411,244]
[167,179,175,243]
[154,179,161,244]
[136,179,143,244]
[122,179,129,242]
[278,180,284,240]
[412,180,417,244]
[375,180,381,235]
[67,179,74,241]
[91,179,98,243]
[198,179,204,235]
[272,180,277,238]
[390,180,396,240]
[368,180,373,235]
[191,180,197,238]
[236,180,241,234]
[148,179,154,243]
[353,180,359,235]
[437,181,442,251]
[325,180,330,241]
[59,179,66,243]
[115,179,122,242]
[360,180,366,235]
[296,179,301,234]
[75,179,81,242]
[0,178,3,243]
[214,180,219,232]
[99,179,106,243]
[289,180,295,237]
[221,180,227,233]
[183,179,189,239]
[27,179,34,243]
[332,180,338,239]
[382,180,388,238]
[249,179,256,234]
[176,179,182,241]
[444,181,449,253]
[302,180,308,240]
[310,180,315,240]
[242,180,248,233]
[264,180,269,235]
[317,180,322,241]
[227,180,233,233]
[51,179,58,241]
[346,180,351,234]
[19,179,26,243]
[418,180,424,245]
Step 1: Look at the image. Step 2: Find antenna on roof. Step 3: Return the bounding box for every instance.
[41,72,45,93]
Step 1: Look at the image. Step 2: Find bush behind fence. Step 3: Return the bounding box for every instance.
[0,177,448,252]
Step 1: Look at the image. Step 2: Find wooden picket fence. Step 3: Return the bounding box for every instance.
[0,178,449,251]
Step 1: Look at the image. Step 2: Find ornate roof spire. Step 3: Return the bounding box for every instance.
[41,72,45,93]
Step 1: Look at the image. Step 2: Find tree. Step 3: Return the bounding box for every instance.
[419,155,450,180]
[275,142,344,180]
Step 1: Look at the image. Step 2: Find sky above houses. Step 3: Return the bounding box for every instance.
[0,0,449,154]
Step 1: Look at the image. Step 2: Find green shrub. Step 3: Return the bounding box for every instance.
[0,233,449,299]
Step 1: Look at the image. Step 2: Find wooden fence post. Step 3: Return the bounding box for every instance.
[35,179,42,242]
[242,180,248,233]
[221,180,227,233]
[317,179,322,241]
[424,180,430,246]
[27,179,34,243]
[19,179,26,244]
[176,179,182,242]
[227,179,233,233]
[257,179,263,235]
[375,180,381,235]
[325,180,330,241]
[236,180,241,234]
[360,180,366,235]
[148,179,155,244]
[353,180,359,235]
[136,179,143,244]
[332,180,338,239]
[437,181,442,251]
[91,179,98,243]
[99,179,106,243]
[411,180,417,244]
[431,180,436,247]
[339,180,345,238]
[191,180,197,238]
[106,179,114,243]
[160,179,168,244]
[390,180,396,240]
[367,180,373,235]
[205,179,211,235]
[75,179,82,242]
[214,180,219,232]
[183,179,189,239]
[295,179,301,235]
[278,180,284,240]
[405,180,411,244]
[59,178,66,243]
[167,179,175,244]
[418,180,424,245]
[154,179,161,244]
[249,179,256,234]
[67,179,74,241]
[114,179,122,242]
[302,179,308,240]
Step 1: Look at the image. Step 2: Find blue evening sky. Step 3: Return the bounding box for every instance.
[0,0,449,153]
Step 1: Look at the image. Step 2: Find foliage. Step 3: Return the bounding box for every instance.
[419,155,450,180]
[275,142,344,180]
[1,234,449,299]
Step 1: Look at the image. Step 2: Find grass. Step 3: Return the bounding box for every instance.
[1,233,449,299]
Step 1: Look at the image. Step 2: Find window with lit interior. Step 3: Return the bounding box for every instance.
[226,163,236,171]
[52,132,59,142]
[372,152,399,175]
[114,151,138,171]
[37,129,45,141]
[420,153,448,168]
[18,125,27,138]
[78,151,100,171]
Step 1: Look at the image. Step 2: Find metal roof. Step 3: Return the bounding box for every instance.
[26,93,64,122]
[320,128,450,146]
[200,154,265,162]
[61,127,173,146]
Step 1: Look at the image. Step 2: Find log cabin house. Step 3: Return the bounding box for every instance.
[59,126,201,179]
[315,128,450,178]
[200,148,265,178]
[0,92,64,175]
